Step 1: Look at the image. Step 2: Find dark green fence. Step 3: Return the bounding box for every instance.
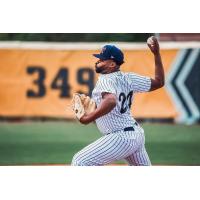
[0,33,152,42]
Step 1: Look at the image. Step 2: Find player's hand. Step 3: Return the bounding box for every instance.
[79,114,90,125]
[147,36,160,55]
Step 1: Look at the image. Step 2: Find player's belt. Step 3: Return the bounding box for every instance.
[124,127,135,132]
[124,122,138,132]
[106,122,138,135]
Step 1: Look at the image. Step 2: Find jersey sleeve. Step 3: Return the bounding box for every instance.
[97,77,117,94]
[129,73,151,93]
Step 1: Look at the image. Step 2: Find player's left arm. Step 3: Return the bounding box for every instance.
[80,92,116,125]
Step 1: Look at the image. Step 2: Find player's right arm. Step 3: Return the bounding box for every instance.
[147,36,165,91]
[79,78,117,125]
[79,92,116,125]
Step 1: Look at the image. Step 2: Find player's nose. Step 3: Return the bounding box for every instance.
[96,59,100,64]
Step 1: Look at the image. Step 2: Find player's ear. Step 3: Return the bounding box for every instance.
[110,60,116,67]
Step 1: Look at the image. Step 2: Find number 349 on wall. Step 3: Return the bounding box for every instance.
[26,66,95,98]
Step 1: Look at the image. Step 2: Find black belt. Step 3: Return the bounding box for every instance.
[123,122,138,132]
[124,127,134,131]
[107,122,138,135]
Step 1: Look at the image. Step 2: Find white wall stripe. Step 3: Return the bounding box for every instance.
[1,41,200,50]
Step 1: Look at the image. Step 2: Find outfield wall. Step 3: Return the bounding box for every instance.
[0,42,199,124]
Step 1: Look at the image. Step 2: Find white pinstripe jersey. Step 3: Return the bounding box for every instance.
[92,71,151,134]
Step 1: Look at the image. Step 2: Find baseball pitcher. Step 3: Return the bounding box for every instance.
[71,36,165,166]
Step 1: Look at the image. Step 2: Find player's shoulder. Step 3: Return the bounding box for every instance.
[99,71,121,81]
[121,71,135,80]
[125,71,138,76]
[125,72,145,79]
[99,71,141,83]
[97,74,115,87]
[100,71,137,82]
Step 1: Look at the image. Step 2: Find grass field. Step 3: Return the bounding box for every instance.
[0,121,199,165]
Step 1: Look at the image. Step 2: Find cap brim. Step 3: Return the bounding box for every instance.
[93,54,107,60]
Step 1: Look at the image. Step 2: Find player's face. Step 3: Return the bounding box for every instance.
[95,59,117,74]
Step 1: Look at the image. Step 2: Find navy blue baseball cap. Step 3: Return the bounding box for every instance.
[93,45,124,65]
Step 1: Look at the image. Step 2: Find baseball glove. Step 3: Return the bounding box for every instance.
[71,93,96,120]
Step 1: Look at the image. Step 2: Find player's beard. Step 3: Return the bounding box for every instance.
[95,63,107,74]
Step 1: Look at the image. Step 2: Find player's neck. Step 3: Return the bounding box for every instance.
[108,69,120,74]
[100,69,120,75]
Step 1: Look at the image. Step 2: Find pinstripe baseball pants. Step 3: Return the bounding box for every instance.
[71,125,151,166]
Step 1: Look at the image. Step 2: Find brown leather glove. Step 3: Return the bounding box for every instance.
[71,93,96,120]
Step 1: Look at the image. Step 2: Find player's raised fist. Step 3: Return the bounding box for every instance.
[147,36,160,55]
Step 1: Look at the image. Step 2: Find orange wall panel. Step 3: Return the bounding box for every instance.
[0,48,178,118]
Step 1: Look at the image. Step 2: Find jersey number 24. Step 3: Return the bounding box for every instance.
[119,91,133,114]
